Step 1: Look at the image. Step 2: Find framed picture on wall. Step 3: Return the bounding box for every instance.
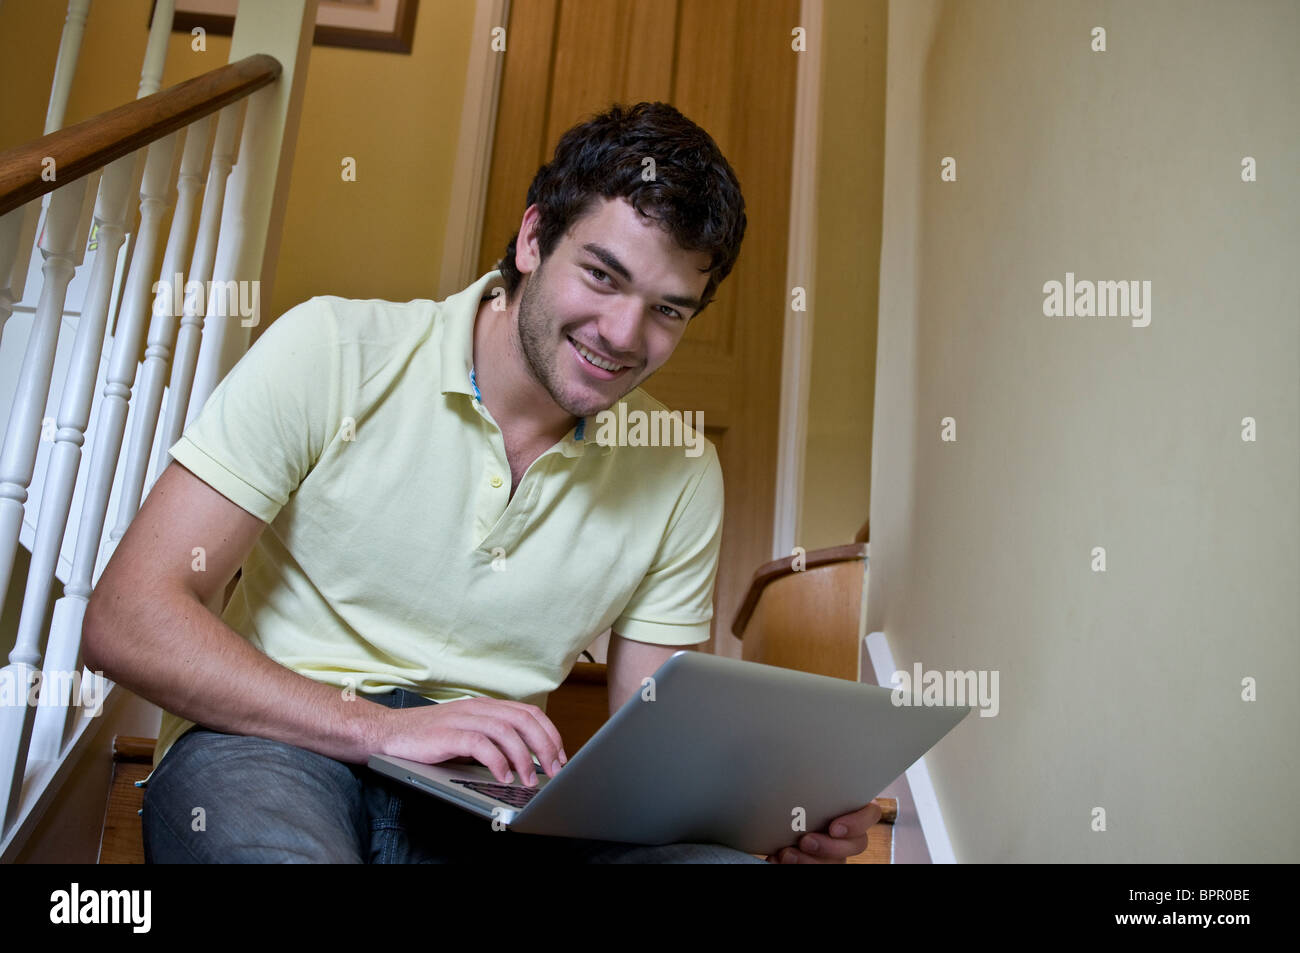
[158,0,419,54]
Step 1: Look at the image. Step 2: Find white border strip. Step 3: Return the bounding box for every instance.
[438,0,510,299]
[864,630,959,863]
[771,0,823,560]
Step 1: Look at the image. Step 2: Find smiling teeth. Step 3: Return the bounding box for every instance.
[574,340,623,372]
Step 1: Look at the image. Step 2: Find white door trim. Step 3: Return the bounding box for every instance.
[772,0,824,560]
[437,0,511,300]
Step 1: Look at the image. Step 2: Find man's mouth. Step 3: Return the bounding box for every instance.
[568,336,629,379]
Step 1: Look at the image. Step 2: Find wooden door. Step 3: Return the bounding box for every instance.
[477,0,798,657]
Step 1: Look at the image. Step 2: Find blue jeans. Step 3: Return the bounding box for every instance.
[142,688,765,864]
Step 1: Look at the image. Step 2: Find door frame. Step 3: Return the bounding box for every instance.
[437,0,511,300]
[772,0,823,559]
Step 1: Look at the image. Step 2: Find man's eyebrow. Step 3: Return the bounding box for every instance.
[580,242,704,313]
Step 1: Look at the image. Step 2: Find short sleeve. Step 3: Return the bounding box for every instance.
[612,443,725,646]
[167,298,340,523]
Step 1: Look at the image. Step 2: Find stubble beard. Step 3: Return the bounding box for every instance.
[515,267,639,420]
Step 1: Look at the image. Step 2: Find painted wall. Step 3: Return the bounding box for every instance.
[869,0,1298,861]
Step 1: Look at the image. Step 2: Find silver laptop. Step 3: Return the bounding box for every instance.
[368,651,970,855]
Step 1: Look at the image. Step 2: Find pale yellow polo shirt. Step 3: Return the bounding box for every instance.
[154,269,723,766]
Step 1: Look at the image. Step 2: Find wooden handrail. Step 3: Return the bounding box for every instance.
[0,54,281,216]
[731,542,868,638]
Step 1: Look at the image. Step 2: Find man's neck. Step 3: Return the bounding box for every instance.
[471,294,578,449]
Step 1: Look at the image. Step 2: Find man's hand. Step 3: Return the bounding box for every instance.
[374,697,568,787]
[765,800,884,864]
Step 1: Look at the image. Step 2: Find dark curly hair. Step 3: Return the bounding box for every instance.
[497,101,746,316]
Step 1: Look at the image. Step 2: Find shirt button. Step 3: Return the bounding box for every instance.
[490,475,503,488]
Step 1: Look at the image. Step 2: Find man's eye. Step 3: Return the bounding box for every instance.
[587,267,610,283]
[657,305,683,320]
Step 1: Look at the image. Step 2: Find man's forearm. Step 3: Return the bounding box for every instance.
[83,587,389,764]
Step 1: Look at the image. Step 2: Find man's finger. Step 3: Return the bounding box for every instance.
[471,700,566,776]
[464,714,539,785]
[459,732,513,784]
[830,800,883,837]
[484,699,568,764]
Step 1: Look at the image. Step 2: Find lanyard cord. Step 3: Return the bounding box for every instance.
[469,365,586,441]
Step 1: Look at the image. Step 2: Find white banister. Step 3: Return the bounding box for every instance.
[66,169,100,273]
[0,204,41,347]
[154,103,244,473]
[0,176,91,830]
[24,155,138,765]
[0,180,95,618]
[192,91,267,400]
[78,133,181,587]
[190,0,317,404]
[138,0,176,99]
[4,136,179,793]
[43,0,91,136]
[0,0,174,833]
[23,3,184,763]
[111,116,212,543]
[0,0,89,351]
[0,0,312,862]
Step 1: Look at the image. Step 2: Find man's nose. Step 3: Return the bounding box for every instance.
[596,298,645,361]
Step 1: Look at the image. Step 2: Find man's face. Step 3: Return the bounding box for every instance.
[512,197,713,420]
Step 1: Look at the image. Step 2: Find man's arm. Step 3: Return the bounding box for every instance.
[605,631,687,716]
[84,461,566,784]
[83,461,395,762]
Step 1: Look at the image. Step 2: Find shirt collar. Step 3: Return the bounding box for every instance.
[439,268,501,399]
[440,269,612,457]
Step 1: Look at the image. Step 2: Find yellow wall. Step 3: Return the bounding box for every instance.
[0,0,476,322]
[869,0,1298,862]
[798,0,887,550]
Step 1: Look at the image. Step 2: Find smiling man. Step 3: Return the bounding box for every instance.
[83,101,880,863]
[473,195,705,494]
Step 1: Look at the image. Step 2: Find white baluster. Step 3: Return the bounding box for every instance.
[25,156,139,764]
[155,102,246,473]
[0,177,90,832]
[111,117,213,546]
[139,0,176,99]
[66,171,101,273]
[193,88,275,404]
[0,0,311,849]
[56,135,180,625]
[0,204,41,348]
[190,0,314,403]
[27,0,180,766]
[0,0,89,359]
[1,141,179,792]
[43,0,91,135]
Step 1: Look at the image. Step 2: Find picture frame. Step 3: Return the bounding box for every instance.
[160,0,419,54]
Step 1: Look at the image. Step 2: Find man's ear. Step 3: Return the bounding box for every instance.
[515,204,544,276]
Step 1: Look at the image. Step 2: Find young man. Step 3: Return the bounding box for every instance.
[84,102,881,863]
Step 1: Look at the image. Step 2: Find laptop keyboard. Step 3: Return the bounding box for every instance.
[450,778,542,808]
